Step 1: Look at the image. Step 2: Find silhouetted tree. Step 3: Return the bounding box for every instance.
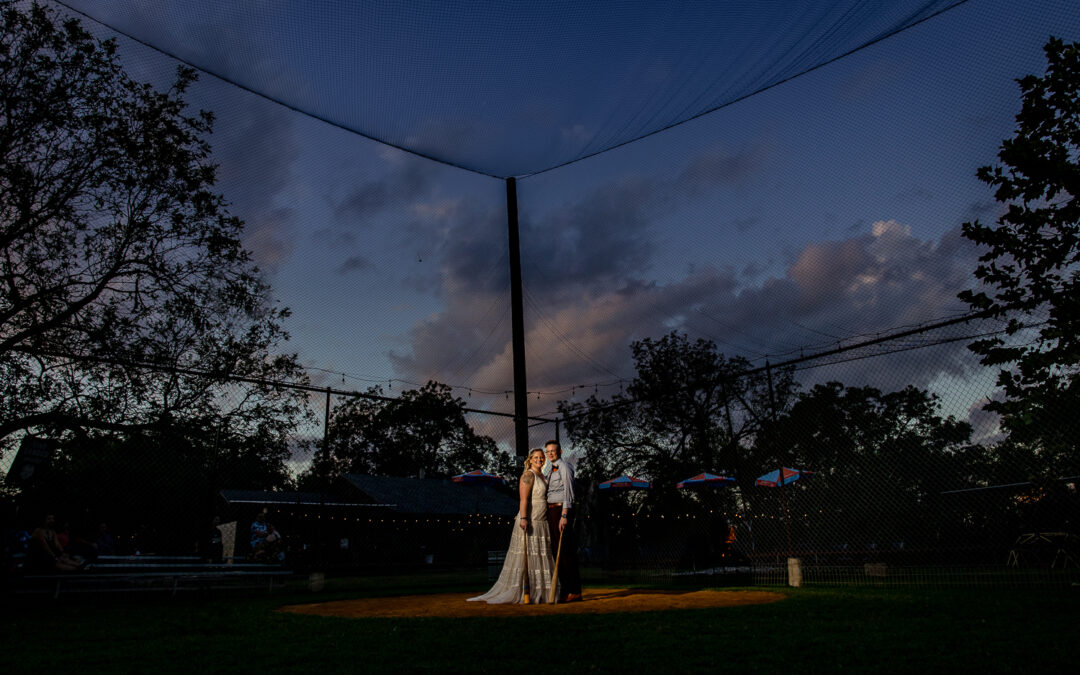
[303,382,511,483]
[958,37,1080,477]
[556,332,794,567]
[767,382,982,554]
[0,2,309,460]
[559,332,795,501]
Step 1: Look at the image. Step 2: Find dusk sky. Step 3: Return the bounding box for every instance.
[50,0,1080,453]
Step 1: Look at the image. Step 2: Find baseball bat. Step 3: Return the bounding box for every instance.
[548,528,564,604]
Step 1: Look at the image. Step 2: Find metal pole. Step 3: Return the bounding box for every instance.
[720,379,736,472]
[766,361,792,555]
[323,387,331,453]
[506,178,529,457]
[319,387,331,570]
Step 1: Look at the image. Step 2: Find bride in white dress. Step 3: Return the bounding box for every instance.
[469,448,558,604]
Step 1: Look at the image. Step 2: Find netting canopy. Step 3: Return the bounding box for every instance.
[8,0,1080,579]
[35,0,1079,426]
[59,0,965,178]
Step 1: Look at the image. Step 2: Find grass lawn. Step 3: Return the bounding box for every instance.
[2,573,1075,673]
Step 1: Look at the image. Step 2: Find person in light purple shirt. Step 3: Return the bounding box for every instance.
[544,440,581,601]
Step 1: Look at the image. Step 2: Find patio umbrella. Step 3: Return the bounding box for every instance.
[452,470,507,487]
[675,473,736,570]
[755,467,814,487]
[676,473,735,489]
[453,469,509,516]
[755,467,813,553]
[598,475,651,490]
[597,475,650,569]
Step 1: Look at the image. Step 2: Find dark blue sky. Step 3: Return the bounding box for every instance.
[54,0,1080,450]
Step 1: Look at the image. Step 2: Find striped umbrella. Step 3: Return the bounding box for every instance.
[676,473,736,489]
[452,470,507,486]
[598,475,651,490]
[755,467,814,487]
[755,467,813,554]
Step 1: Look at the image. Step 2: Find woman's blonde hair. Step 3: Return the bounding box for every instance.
[521,448,544,479]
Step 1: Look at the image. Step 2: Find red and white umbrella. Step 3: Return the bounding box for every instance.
[452,470,507,487]
[599,475,651,490]
[676,472,735,489]
[755,467,814,487]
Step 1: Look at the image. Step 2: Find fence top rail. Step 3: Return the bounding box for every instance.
[91,562,284,569]
[98,555,201,562]
[23,570,290,580]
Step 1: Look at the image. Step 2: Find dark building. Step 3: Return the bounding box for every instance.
[220,474,517,571]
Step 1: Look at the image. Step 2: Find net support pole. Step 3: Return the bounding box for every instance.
[506,178,529,458]
[766,360,793,556]
[319,387,330,570]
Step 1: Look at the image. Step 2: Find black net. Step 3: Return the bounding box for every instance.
[53,0,969,178]
[3,0,1079,588]
[568,310,1079,588]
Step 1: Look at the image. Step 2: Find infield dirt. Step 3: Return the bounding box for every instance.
[277,587,785,618]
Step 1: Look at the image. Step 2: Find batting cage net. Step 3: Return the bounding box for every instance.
[2,0,1079,589]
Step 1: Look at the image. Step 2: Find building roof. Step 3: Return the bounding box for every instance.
[342,474,517,516]
[218,489,388,508]
[220,475,518,516]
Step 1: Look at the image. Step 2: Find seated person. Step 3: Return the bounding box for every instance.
[29,515,83,572]
[250,511,284,562]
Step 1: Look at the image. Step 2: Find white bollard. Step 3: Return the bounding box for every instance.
[787,557,803,587]
[219,521,237,565]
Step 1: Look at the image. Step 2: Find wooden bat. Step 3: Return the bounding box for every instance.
[521,524,531,604]
[548,528,564,604]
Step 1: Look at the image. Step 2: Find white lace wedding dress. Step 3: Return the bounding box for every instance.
[468,470,558,604]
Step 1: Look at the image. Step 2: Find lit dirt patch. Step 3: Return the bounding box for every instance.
[278,588,785,618]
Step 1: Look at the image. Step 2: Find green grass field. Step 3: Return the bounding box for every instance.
[2,573,1075,673]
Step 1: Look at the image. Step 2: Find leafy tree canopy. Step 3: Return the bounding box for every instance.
[303,381,511,483]
[774,382,976,491]
[558,331,796,497]
[0,1,309,457]
[766,382,982,550]
[958,37,1080,452]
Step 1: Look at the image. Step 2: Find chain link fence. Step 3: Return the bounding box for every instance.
[3,0,1077,589]
[4,310,1076,587]
[570,312,1080,588]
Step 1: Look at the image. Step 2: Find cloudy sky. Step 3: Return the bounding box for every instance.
[52,0,1080,451]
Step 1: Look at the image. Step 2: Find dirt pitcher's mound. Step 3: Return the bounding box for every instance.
[278,588,784,618]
